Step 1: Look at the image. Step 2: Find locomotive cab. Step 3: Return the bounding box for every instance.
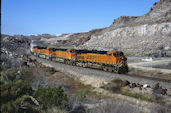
[67,49,77,60]
[67,49,76,53]
[107,51,128,73]
[113,51,127,66]
[116,51,128,73]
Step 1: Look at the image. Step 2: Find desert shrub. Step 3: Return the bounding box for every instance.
[1,80,32,105]
[0,63,6,71]
[1,101,15,113]
[0,80,4,85]
[74,83,96,102]
[19,67,31,78]
[44,67,56,74]
[1,95,40,113]
[111,78,130,86]
[33,86,68,109]
[1,68,17,81]
[0,67,32,82]
[111,78,123,84]
[0,80,36,113]
[102,78,130,93]
[75,89,90,101]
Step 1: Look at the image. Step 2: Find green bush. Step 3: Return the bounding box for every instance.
[0,64,6,71]
[44,67,56,74]
[111,78,129,86]
[1,80,32,105]
[0,67,31,82]
[102,78,130,93]
[1,101,15,113]
[75,89,89,101]
[33,86,68,109]
[1,68,17,81]
[0,80,4,85]
[1,95,40,113]
[19,67,31,78]
[0,80,35,113]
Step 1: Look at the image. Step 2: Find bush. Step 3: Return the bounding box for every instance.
[33,86,68,109]
[111,78,129,87]
[1,80,32,105]
[1,68,17,81]
[102,78,130,93]
[0,67,32,82]
[44,67,56,74]
[1,95,40,113]
[75,89,90,101]
[1,101,15,113]
[0,80,35,113]
[19,67,31,78]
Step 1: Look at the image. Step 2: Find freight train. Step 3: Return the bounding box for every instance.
[31,46,128,74]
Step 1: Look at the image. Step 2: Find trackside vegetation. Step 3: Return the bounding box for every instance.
[0,66,68,113]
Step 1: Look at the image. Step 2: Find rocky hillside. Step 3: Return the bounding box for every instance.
[109,0,171,29]
[76,0,171,56]
[1,34,30,68]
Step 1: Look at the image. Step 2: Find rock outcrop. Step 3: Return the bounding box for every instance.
[76,0,171,56]
[1,35,30,68]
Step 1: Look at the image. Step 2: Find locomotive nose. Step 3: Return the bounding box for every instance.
[122,56,127,60]
[122,56,127,66]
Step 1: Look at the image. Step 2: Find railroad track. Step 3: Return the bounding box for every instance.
[30,55,171,89]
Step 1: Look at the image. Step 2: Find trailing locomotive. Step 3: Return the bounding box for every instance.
[31,46,128,74]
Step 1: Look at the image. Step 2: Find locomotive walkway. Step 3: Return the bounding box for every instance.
[30,55,171,89]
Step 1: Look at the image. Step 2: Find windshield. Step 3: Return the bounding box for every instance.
[113,52,124,57]
[113,53,119,57]
[120,52,124,56]
[70,50,75,53]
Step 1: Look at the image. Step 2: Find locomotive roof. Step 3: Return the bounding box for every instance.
[76,49,107,54]
[49,48,67,51]
[33,47,122,55]
[34,47,67,51]
[34,46,47,49]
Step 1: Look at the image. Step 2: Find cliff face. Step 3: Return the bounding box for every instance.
[77,0,171,56]
[78,23,171,55]
[110,0,171,29]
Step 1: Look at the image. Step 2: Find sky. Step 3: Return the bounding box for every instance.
[2,0,159,36]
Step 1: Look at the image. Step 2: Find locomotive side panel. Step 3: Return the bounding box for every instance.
[77,53,87,61]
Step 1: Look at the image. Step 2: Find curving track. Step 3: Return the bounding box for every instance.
[30,55,171,89]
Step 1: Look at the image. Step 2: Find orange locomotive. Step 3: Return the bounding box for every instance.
[31,46,128,74]
[75,49,128,73]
